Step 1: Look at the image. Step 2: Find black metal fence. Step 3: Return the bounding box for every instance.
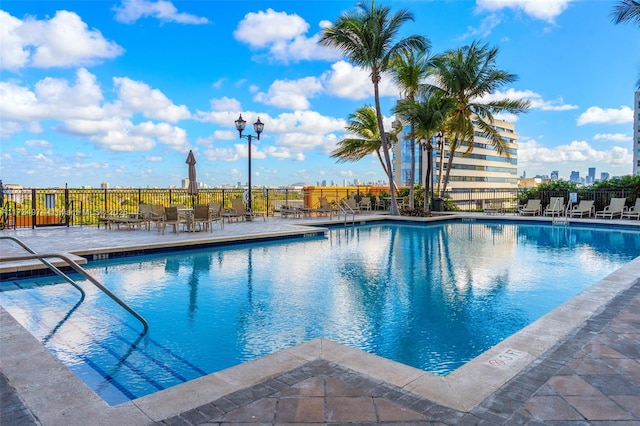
[0,186,637,229]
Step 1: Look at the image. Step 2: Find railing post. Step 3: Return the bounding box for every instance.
[64,184,70,227]
[31,188,36,229]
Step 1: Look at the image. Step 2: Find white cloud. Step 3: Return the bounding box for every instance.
[321,61,398,100]
[593,133,632,142]
[113,0,208,24]
[233,8,341,63]
[459,13,503,40]
[254,77,323,110]
[112,77,191,122]
[1,10,124,70]
[577,106,633,125]
[25,139,52,148]
[210,97,241,112]
[476,0,574,22]
[518,138,633,171]
[482,88,578,111]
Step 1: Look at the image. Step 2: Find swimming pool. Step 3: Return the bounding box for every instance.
[1,221,638,405]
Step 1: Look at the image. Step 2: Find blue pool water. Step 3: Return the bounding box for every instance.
[1,221,639,405]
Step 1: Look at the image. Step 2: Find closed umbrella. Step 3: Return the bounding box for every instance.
[186,150,198,206]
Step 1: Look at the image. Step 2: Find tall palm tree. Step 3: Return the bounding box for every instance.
[331,105,399,181]
[427,41,530,196]
[388,48,432,208]
[394,92,455,212]
[319,1,429,215]
[612,0,640,26]
[612,0,640,89]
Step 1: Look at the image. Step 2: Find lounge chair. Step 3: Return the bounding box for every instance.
[519,199,541,216]
[595,197,626,219]
[227,198,265,222]
[621,198,640,220]
[568,200,595,218]
[483,201,503,215]
[543,197,565,217]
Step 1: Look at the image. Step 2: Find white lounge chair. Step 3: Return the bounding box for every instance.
[595,197,626,219]
[621,198,640,220]
[544,197,565,217]
[519,199,541,216]
[568,200,595,218]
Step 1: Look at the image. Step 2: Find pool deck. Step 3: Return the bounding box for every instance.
[1,213,639,425]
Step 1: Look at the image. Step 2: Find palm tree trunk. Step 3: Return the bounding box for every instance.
[436,139,446,197]
[376,150,399,193]
[441,141,456,195]
[373,79,399,215]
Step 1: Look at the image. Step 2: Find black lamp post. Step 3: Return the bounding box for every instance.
[422,131,443,213]
[432,132,443,211]
[234,114,264,211]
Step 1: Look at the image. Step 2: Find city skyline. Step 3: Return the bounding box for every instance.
[1,0,638,188]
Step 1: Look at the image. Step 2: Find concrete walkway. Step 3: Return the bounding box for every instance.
[1,215,639,424]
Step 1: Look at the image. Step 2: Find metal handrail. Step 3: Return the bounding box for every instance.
[338,201,355,226]
[1,237,148,336]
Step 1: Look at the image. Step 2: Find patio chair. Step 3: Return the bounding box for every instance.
[343,197,360,213]
[374,196,386,210]
[621,198,640,220]
[519,199,542,216]
[140,204,164,231]
[208,202,224,229]
[314,196,336,217]
[358,196,372,211]
[595,197,626,219]
[568,200,595,218]
[543,197,565,217]
[162,206,186,235]
[192,204,213,232]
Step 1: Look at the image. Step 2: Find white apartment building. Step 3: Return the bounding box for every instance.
[392,117,519,191]
[634,90,640,176]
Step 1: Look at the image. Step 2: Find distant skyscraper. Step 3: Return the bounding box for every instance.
[601,172,610,181]
[550,171,559,181]
[634,90,639,175]
[570,171,580,183]
[588,167,595,180]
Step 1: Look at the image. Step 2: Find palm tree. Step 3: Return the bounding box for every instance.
[331,105,400,182]
[427,41,530,196]
[319,1,429,215]
[612,0,640,89]
[612,0,640,26]
[394,92,455,212]
[388,48,432,208]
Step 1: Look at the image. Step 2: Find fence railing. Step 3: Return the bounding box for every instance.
[0,186,637,229]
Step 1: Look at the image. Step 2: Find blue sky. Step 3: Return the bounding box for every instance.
[1,0,638,188]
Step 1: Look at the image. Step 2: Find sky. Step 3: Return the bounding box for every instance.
[1,0,638,189]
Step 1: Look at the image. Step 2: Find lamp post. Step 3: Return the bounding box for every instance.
[234,114,264,211]
[432,131,443,211]
[421,131,443,213]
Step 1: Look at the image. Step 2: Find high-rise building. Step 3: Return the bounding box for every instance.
[601,172,610,181]
[570,171,580,183]
[393,116,519,191]
[550,171,559,181]
[634,90,640,175]
[588,167,596,185]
